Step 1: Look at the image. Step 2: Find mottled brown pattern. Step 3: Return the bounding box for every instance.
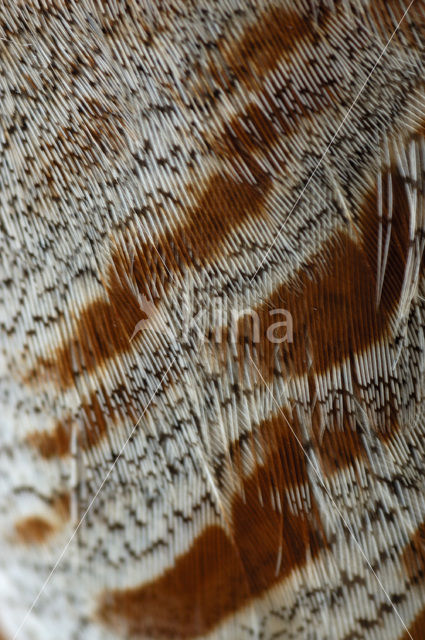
[28,113,411,472]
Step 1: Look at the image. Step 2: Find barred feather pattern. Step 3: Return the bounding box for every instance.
[1,1,425,638]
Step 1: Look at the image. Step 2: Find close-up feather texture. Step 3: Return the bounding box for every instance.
[1,0,425,638]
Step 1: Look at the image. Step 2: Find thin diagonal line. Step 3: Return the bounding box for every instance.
[250,0,415,284]
[12,359,175,640]
[249,355,413,640]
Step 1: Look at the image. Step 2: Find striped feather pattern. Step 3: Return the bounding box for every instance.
[1,1,425,638]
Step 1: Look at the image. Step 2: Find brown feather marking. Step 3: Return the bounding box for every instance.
[25,4,337,392]
[402,521,425,583]
[27,151,410,463]
[14,493,70,544]
[33,295,143,388]
[30,141,272,389]
[399,606,425,640]
[232,411,327,592]
[98,526,249,640]
[242,164,410,384]
[25,6,339,392]
[14,517,55,545]
[368,0,425,48]
[207,5,325,95]
[98,410,326,638]
[312,421,365,474]
[310,394,366,475]
[52,492,71,521]
[26,417,72,459]
[230,393,366,478]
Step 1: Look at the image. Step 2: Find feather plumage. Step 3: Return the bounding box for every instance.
[1,1,425,639]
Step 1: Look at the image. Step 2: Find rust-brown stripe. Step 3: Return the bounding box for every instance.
[98,410,326,638]
[25,5,339,392]
[238,164,410,385]
[206,5,325,95]
[232,411,327,593]
[99,526,249,639]
[29,117,273,389]
[231,392,366,478]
